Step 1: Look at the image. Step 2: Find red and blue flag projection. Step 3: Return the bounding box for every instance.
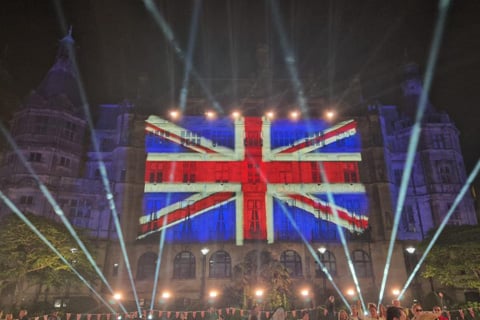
[140,115,368,245]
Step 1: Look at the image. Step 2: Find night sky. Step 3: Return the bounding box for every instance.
[1,0,479,172]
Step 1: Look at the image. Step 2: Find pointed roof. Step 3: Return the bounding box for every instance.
[35,27,82,109]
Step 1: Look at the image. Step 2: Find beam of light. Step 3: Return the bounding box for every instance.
[377,0,452,306]
[276,200,352,312]
[0,123,128,314]
[398,160,480,299]
[53,1,142,313]
[0,191,117,314]
[179,0,202,111]
[227,0,239,103]
[269,0,308,114]
[143,0,223,113]
[317,162,367,313]
[149,194,170,310]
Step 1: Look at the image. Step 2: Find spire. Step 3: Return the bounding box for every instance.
[400,61,434,117]
[35,27,81,108]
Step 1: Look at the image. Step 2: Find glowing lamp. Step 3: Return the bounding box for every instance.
[265,111,275,120]
[318,246,327,254]
[255,289,264,297]
[406,246,416,254]
[325,110,335,120]
[290,111,300,120]
[231,111,241,119]
[169,110,180,119]
[201,248,210,255]
[209,290,218,298]
[205,111,216,119]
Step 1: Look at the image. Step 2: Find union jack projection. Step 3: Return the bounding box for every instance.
[140,115,368,245]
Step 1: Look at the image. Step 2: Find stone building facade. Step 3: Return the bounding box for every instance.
[0,33,476,310]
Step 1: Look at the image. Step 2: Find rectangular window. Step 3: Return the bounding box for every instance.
[215,163,229,183]
[35,116,49,134]
[402,205,416,232]
[436,160,455,183]
[20,196,34,205]
[64,121,77,141]
[432,134,445,149]
[247,200,261,234]
[311,163,321,182]
[59,156,71,167]
[29,152,42,162]
[394,169,402,185]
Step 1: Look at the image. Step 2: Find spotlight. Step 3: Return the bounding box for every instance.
[205,111,216,119]
[201,247,210,255]
[392,288,400,296]
[318,246,327,254]
[290,110,300,120]
[231,111,241,119]
[161,291,171,299]
[265,111,275,120]
[325,110,335,120]
[209,290,218,298]
[347,289,355,297]
[255,289,264,297]
[300,289,309,297]
[169,110,180,120]
[113,292,122,301]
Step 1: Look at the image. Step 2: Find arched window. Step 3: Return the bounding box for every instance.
[280,250,303,278]
[316,250,337,277]
[352,250,372,277]
[173,251,196,279]
[209,250,232,278]
[137,252,157,280]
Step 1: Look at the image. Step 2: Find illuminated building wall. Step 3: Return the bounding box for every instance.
[140,115,369,245]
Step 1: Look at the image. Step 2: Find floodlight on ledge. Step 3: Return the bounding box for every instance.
[265,111,275,120]
[169,110,180,120]
[209,290,219,298]
[325,110,335,120]
[231,111,241,119]
[405,246,416,254]
[201,247,210,255]
[205,111,216,119]
[255,289,264,297]
[161,291,171,299]
[318,246,327,254]
[289,110,300,120]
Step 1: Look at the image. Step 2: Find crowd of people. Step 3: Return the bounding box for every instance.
[321,297,455,320]
[0,309,29,320]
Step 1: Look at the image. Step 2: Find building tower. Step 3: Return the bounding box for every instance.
[0,30,87,220]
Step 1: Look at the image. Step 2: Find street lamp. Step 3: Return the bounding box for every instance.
[405,245,421,299]
[406,246,416,254]
[200,248,210,302]
[255,289,264,299]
